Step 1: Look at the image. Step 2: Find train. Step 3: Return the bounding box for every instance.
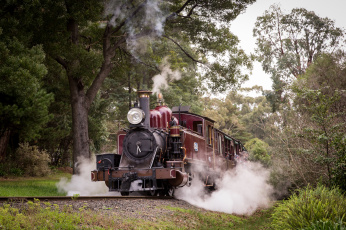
[91,90,247,196]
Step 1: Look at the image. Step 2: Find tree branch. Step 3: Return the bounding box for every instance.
[111,2,146,35]
[186,3,198,17]
[175,0,194,15]
[166,0,195,21]
[122,49,160,72]
[163,35,204,64]
[55,56,68,69]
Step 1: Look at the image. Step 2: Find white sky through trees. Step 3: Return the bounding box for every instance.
[231,0,346,93]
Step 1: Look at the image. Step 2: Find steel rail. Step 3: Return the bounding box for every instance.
[0,196,174,202]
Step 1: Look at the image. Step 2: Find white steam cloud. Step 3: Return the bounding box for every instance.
[152,57,182,94]
[56,157,119,196]
[105,1,127,28]
[175,162,273,215]
[105,0,167,56]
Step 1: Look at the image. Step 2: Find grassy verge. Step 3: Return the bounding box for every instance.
[0,170,71,197]
[164,206,274,230]
[231,207,275,229]
[0,199,274,229]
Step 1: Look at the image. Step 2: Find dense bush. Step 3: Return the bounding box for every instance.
[0,163,24,177]
[271,185,346,230]
[245,138,271,167]
[15,143,51,176]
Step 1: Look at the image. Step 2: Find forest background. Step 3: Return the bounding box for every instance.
[0,0,345,193]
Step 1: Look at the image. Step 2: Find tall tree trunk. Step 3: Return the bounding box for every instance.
[68,76,91,174]
[56,9,128,173]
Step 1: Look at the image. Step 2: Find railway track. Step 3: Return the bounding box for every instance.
[0,195,174,202]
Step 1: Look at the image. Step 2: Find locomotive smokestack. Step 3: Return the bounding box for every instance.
[138,90,152,128]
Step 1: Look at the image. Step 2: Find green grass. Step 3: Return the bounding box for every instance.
[0,171,71,197]
[0,200,275,230]
[164,206,274,229]
[232,207,275,230]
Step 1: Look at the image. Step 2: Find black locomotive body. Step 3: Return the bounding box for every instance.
[91,90,247,196]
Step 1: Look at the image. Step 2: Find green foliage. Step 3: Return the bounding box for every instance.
[245,138,271,167]
[168,0,255,92]
[202,95,252,143]
[161,74,204,115]
[0,35,53,142]
[15,143,51,177]
[304,219,345,230]
[202,88,272,143]
[271,185,346,230]
[254,5,344,78]
[292,53,346,189]
[266,52,346,192]
[254,5,345,111]
[0,163,24,177]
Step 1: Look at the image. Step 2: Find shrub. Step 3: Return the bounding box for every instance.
[9,167,24,176]
[0,163,7,176]
[271,185,346,230]
[245,138,271,167]
[15,142,51,176]
[304,219,345,230]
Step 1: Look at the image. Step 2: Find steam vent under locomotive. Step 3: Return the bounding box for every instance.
[91,90,247,196]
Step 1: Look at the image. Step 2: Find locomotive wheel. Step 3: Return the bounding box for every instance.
[121,191,129,196]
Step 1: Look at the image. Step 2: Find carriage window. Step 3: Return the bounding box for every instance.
[218,135,222,155]
[215,132,219,154]
[231,140,235,156]
[207,125,212,145]
[235,142,240,155]
[193,121,203,135]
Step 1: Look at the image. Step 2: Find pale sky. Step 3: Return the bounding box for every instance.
[230,0,346,92]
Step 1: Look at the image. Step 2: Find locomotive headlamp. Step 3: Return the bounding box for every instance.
[127,108,145,125]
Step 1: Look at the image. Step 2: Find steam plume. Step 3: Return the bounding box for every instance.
[56,157,119,196]
[152,57,182,94]
[105,0,167,56]
[175,162,273,215]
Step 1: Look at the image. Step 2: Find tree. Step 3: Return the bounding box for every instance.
[161,74,204,115]
[253,5,345,111]
[268,53,346,190]
[0,32,53,162]
[1,0,255,172]
[292,53,346,189]
[202,92,253,143]
[245,138,271,167]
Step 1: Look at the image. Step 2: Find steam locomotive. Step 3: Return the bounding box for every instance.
[91,90,247,196]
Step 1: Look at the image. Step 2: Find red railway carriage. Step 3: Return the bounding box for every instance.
[91,90,246,196]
